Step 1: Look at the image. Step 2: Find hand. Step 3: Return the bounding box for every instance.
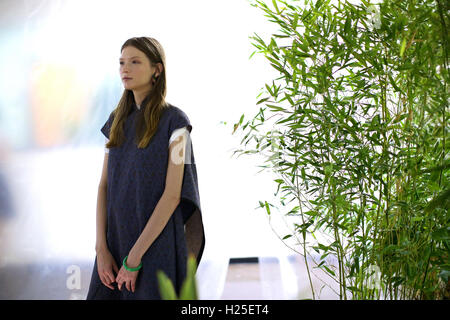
[96,248,119,290]
[116,255,141,293]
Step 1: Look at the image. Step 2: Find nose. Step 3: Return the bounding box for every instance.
[121,69,130,78]
[120,62,130,73]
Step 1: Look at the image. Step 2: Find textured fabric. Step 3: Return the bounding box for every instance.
[87,101,205,300]
[104,126,188,154]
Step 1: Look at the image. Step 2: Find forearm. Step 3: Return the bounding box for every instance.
[95,185,108,252]
[128,192,180,263]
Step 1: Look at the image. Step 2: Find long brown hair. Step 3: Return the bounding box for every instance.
[106,37,168,149]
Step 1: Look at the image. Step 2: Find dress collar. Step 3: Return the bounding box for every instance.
[133,102,141,112]
[134,95,151,112]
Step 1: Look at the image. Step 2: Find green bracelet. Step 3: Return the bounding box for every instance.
[122,255,142,272]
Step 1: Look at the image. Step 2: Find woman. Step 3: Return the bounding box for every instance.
[86,37,205,300]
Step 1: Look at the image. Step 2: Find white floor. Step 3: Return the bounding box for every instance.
[198,254,341,300]
[0,253,341,300]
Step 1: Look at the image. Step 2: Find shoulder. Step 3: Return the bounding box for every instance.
[164,103,192,133]
[164,103,190,119]
[164,103,191,125]
[101,110,117,138]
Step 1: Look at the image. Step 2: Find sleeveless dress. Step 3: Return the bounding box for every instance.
[86,101,205,300]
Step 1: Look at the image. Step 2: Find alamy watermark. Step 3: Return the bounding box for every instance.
[170,130,193,165]
[367,4,382,30]
[366,264,382,290]
[66,264,81,290]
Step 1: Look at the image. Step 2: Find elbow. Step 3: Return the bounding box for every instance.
[164,192,181,206]
[171,195,181,206]
[98,182,107,190]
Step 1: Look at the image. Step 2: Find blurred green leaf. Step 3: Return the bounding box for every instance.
[431,227,450,241]
[179,255,198,300]
[157,270,177,300]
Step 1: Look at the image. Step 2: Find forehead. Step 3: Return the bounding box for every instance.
[120,46,146,59]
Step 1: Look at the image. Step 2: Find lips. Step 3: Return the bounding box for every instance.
[122,77,132,80]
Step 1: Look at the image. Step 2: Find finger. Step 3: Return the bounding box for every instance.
[103,271,114,285]
[100,274,108,285]
[131,280,135,293]
[112,261,119,274]
[126,280,131,292]
[105,270,116,284]
[99,274,106,285]
[100,275,114,290]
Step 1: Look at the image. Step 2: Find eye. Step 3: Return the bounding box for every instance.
[119,60,139,65]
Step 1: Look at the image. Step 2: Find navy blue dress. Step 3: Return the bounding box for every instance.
[86,101,205,300]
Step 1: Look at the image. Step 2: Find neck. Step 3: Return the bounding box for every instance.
[133,88,152,108]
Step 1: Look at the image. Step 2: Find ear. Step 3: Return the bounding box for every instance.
[156,62,164,75]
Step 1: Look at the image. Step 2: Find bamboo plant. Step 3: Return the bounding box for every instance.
[231,0,449,299]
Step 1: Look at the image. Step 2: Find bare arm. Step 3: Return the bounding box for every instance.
[95,152,109,253]
[95,151,121,289]
[127,132,187,266]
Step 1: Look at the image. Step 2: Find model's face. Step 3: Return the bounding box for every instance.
[119,46,153,93]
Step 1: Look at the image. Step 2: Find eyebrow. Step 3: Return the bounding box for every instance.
[119,56,142,60]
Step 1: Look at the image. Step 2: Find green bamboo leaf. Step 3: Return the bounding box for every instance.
[421,161,450,173]
[344,16,351,35]
[265,83,274,96]
[320,252,329,261]
[272,0,279,14]
[239,114,245,125]
[266,56,281,68]
[424,187,450,213]
[285,94,295,106]
[339,33,353,48]
[287,206,300,215]
[301,167,306,180]
[266,104,286,112]
[296,38,309,53]
[431,227,450,241]
[323,265,336,276]
[257,97,269,105]
[315,0,323,9]
[265,201,271,215]
[295,51,311,58]
[393,113,408,123]
[399,37,407,57]
[388,73,403,93]
[292,12,299,29]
